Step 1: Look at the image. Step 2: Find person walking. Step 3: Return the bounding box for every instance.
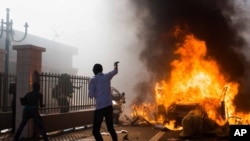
[14,83,48,141]
[88,61,119,141]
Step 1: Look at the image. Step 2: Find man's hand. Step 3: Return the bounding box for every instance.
[114,61,120,67]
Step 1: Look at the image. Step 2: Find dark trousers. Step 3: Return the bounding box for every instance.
[14,108,48,141]
[57,97,69,113]
[11,99,16,134]
[93,105,117,141]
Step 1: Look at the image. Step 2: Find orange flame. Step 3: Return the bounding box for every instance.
[155,34,240,125]
[133,32,250,129]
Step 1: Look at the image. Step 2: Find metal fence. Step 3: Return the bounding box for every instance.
[0,73,16,112]
[39,72,95,114]
[0,72,95,114]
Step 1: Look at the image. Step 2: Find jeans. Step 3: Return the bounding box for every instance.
[93,105,117,141]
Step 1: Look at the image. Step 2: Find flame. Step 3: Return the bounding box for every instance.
[133,32,250,129]
[156,34,239,124]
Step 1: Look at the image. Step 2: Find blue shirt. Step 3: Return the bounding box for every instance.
[88,69,118,110]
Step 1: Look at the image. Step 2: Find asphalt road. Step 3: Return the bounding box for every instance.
[66,124,228,141]
[0,124,229,141]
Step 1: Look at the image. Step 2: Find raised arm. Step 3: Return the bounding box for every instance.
[114,61,119,71]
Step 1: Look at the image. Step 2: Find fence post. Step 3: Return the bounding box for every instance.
[13,44,46,139]
[0,49,6,110]
[0,49,6,73]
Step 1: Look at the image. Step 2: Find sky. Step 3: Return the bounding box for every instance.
[2,0,250,115]
[0,0,147,113]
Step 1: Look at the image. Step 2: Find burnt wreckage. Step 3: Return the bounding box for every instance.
[111,87,126,124]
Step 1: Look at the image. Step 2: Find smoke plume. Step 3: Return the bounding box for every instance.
[132,0,250,112]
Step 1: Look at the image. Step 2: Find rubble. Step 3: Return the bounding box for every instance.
[180,109,230,139]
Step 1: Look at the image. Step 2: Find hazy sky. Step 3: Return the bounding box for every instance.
[0,0,142,71]
[3,0,249,115]
[0,0,147,113]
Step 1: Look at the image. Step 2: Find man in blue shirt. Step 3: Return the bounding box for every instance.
[88,61,119,141]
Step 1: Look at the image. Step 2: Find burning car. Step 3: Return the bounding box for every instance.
[158,103,207,128]
[111,87,125,124]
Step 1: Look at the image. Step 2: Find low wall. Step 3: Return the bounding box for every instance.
[40,109,94,133]
[0,109,94,135]
[0,112,12,131]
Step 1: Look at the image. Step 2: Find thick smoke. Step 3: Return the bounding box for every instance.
[132,0,250,112]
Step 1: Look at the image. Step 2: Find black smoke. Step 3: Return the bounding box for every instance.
[132,0,250,112]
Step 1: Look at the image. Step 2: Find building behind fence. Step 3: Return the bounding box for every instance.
[0,72,95,114]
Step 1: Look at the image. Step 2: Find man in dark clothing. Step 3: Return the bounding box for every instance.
[88,61,119,141]
[52,73,74,113]
[14,83,48,141]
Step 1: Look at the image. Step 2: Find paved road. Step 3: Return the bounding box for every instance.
[0,124,229,141]
[77,125,160,141]
[49,124,228,141]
